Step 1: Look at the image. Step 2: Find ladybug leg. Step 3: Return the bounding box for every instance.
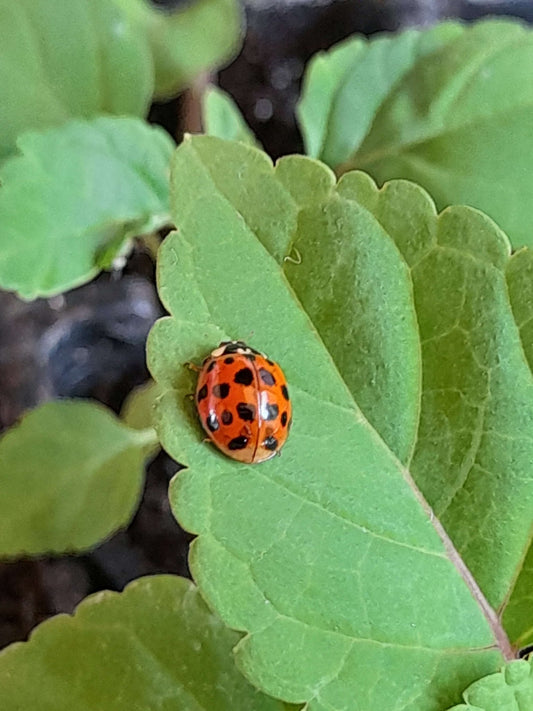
[184,393,195,401]
[184,361,202,372]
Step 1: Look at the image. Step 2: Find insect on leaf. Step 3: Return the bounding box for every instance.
[147,136,527,710]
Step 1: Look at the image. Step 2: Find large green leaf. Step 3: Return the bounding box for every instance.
[0,400,157,556]
[447,658,533,711]
[147,136,520,710]
[0,117,173,299]
[0,575,286,710]
[499,248,533,650]
[0,0,154,161]
[114,0,244,98]
[297,19,533,248]
[336,172,533,616]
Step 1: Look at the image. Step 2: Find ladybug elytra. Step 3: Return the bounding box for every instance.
[195,341,292,463]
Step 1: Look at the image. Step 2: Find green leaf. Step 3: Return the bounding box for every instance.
[447,658,533,710]
[336,172,533,617]
[114,0,244,98]
[0,575,286,710]
[0,0,154,161]
[0,117,173,299]
[0,400,157,557]
[202,85,260,147]
[120,379,162,432]
[147,136,514,710]
[499,248,533,649]
[297,19,533,248]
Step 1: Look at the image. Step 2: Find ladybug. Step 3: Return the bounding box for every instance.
[195,341,292,463]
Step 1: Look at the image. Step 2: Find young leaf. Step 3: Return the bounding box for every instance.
[446,658,533,710]
[0,400,157,557]
[0,0,154,161]
[114,0,244,98]
[0,575,286,710]
[203,85,260,147]
[147,136,514,710]
[0,117,173,299]
[298,19,533,248]
[120,379,162,432]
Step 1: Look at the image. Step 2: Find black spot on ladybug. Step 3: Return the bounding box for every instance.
[259,368,276,386]
[206,413,219,432]
[212,383,230,398]
[245,353,256,361]
[234,367,253,386]
[228,436,248,450]
[197,384,208,402]
[281,384,289,400]
[263,436,278,451]
[281,411,288,427]
[262,402,279,421]
[237,402,256,422]
[224,356,234,364]
[221,410,233,425]
[207,360,216,372]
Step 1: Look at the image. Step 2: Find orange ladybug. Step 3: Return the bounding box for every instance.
[195,341,292,463]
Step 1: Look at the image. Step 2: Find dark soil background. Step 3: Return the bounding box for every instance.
[1,0,532,650]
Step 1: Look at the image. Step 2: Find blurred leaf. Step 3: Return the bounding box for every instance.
[202,85,260,146]
[0,575,287,710]
[120,379,162,432]
[446,658,533,710]
[115,0,244,98]
[0,0,154,161]
[298,19,533,248]
[147,136,513,710]
[0,400,157,556]
[0,117,173,299]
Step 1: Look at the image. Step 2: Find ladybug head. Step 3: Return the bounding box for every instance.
[211,340,262,358]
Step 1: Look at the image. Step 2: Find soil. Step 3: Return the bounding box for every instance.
[1,0,531,651]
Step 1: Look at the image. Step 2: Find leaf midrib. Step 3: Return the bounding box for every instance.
[184,139,514,660]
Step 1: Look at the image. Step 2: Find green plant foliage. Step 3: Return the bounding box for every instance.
[203,85,260,146]
[0,400,157,557]
[0,117,173,299]
[297,19,533,248]
[0,0,154,161]
[336,172,533,616]
[447,658,533,710]
[500,248,533,651]
[0,575,286,710]
[147,136,524,710]
[115,0,244,99]
[120,379,162,432]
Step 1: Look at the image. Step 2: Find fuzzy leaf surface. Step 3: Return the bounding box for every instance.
[500,248,533,650]
[0,575,286,710]
[298,19,533,248]
[0,0,154,161]
[0,400,157,556]
[147,136,514,711]
[447,658,533,710]
[336,172,533,620]
[0,117,173,299]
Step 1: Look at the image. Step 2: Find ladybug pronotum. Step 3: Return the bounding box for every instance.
[195,341,292,463]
